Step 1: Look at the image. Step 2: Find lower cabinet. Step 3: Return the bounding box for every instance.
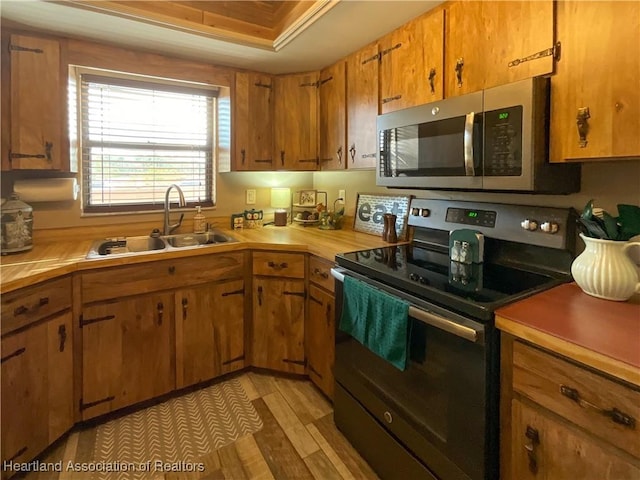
[252,277,305,373]
[81,292,175,420]
[1,312,73,468]
[175,279,245,389]
[306,284,335,398]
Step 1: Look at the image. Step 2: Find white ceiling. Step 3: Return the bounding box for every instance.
[1,0,442,74]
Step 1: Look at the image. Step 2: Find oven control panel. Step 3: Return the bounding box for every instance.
[408,198,576,250]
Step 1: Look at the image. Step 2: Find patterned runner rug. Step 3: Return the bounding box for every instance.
[91,377,263,479]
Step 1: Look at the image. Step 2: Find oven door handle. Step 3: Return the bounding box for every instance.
[331,268,479,343]
[409,306,478,343]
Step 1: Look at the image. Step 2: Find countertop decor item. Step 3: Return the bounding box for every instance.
[318,198,344,230]
[1,193,33,254]
[353,193,413,240]
[572,200,640,301]
[271,187,291,226]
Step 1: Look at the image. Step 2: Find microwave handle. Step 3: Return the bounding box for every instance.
[464,112,475,176]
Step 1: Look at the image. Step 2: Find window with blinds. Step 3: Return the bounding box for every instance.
[79,73,216,213]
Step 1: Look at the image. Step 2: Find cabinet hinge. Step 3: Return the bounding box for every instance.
[7,446,28,463]
[1,347,26,364]
[9,43,43,54]
[221,288,245,297]
[254,82,272,89]
[319,76,333,86]
[222,354,245,365]
[80,396,116,411]
[282,358,306,366]
[308,363,323,379]
[309,294,323,305]
[299,81,320,88]
[79,314,116,328]
[382,95,402,104]
[508,42,561,67]
[380,42,402,60]
[362,52,381,65]
[283,290,306,298]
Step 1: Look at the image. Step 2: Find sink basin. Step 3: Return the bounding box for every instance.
[86,229,237,258]
[87,235,167,258]
[164,230,237,248]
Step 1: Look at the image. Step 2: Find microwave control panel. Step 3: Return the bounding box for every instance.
[484,105,523,177]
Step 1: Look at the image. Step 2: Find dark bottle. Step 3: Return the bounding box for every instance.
[382,213,398,243]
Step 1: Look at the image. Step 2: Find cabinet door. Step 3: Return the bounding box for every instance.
[234,72,274,170]
[274,72,319,170]
[175,279,245,388]
[346,42,378,169]
[46,312,74,444]
[306,284,335,398]
[318,61,346,170]
[379,8,444,113]
[550,1,640,162]
[8,34,63,170]
[511,399,640,480]
[252,277,305,373]
[1,320,48,465]
[81,292,174,419]
[445,1,554,97]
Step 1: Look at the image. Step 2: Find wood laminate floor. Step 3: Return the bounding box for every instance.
[19,372,378,480]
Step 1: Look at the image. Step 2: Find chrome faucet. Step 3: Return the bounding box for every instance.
[163,184,187,235]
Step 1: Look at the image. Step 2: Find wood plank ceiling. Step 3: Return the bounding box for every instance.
[58,1,328,50]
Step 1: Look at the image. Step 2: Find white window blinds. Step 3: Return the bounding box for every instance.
[80,74,215,213]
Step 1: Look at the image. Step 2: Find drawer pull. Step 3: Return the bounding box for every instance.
[1,347,26,364]
[39,297,49,306]
[313,268,329,279]
[268,261,288,270]
[13,305,28,316]
[560,384,636,429]
[157,302,164,325]
[181,298,188,320]
[524,425,540,474]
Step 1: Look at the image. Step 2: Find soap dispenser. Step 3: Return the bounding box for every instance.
[193,206,206,233]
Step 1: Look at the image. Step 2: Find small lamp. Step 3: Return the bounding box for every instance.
[271,187,291,226]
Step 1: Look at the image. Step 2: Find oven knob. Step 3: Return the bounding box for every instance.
[383,411,393,424]
[541,221,559,234]
[520,219,538,231]
[412,207,420,216]
[421,208,431,217]
[419,276,428,285]
[410,273,420,281]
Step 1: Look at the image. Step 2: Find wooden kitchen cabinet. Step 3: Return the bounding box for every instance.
[379,8,444,113]
[251,251,305,373]
[306,257,335,399]
[346,42,379,169]
[444,1,554,97]
[175,279,245,389]
[273,72,319,170]
[233,71,274,170]
[2,33,68,171]
[501,335,640,479]
[550,1,640,162]
[318,60,346,170]
[1,312,73,469]
[81,292,175,420]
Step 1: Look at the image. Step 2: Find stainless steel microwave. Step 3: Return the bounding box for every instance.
[377,77,580,193]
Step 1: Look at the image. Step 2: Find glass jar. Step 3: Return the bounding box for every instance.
[1,193,33,254]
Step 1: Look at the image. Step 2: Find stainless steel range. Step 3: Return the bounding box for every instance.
[331,198,577,480]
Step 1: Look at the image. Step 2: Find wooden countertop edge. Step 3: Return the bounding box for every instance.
[496,315,640,388]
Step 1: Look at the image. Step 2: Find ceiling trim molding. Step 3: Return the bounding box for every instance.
[273,0,340,51]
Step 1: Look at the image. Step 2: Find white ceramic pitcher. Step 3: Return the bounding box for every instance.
[571,233,640,301]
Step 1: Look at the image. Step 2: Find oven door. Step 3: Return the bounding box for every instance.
[376,91,483,190]
[332,268,498,480]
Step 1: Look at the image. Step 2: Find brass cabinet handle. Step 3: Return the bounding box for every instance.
[428,68,436,94]
[524,425,540,474]
[181,297,188,320]
[576,107,591,148]
[157,302,164,325]
[560,384,636,428]
[58,324,67,352]
[455,58,464,87]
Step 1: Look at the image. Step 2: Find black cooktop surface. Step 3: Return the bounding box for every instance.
[336,244,568,321]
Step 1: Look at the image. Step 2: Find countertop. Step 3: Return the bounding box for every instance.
[496,283,640,387]
[0,223,394,293]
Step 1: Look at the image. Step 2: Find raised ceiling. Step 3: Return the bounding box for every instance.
[0,0,442,74]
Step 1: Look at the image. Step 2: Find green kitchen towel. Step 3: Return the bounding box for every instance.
[339,275,410,371]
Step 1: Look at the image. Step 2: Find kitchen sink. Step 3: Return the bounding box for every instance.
[86,229,237,258]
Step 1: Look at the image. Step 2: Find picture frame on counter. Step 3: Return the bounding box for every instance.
[298,190,317,207]
[354,192,413,240]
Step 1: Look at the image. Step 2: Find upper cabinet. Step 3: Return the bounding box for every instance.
[445,1,554,97]
[379,8,445,113]
[233,72,274,171]
[2,34,70,171]
[346,42,378,169]
[274,72,319,170]
[318,61,346,170]
[550,1,640,162]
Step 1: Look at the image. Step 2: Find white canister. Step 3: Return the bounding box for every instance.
[571,233,640,301]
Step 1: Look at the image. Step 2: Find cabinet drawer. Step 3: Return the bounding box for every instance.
[512,340,640,458]
[1,276,71,335]
[252,252,305,278]
[309,256,335,293]
[82,252,244,304]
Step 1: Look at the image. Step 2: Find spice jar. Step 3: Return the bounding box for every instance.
[1,193,33,254]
